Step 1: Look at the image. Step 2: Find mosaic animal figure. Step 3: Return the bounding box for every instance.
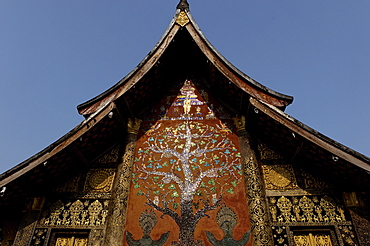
[206,206,251,246]
[126,209,170,246]
[126,231,170,246]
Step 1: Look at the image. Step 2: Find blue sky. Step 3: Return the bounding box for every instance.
[0,1,369,173]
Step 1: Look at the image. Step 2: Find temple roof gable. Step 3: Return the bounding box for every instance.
[77,4,293,116]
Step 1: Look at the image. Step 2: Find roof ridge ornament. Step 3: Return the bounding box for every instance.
[177,0,189,10]
[176,11,190,27]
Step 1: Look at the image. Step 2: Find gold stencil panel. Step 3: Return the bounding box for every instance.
[338,225,357,246]
[84,169,115,193]
[262,164,298,190]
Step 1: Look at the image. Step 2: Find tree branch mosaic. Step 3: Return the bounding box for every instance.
[124,81,251,246]
[131,121,243,245]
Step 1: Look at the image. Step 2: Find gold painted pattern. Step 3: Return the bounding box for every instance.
[338,225,356,246]
[350,209,370,245]
[294,233,333,246]
[237,125,273,245]
[262,164,299,190]
[112,141,136,225]
[176,11,189,27]
[56,236,88,246]
[104,134,138,245]
[269,195,346,223]
[272,226,288,245]
[232,116,246,132]
[84,169,115,193]
[12,212,39,246]
[127,118,142,134]
[243,156,273,245]
[30,228,48,245]
[43,199,109,227]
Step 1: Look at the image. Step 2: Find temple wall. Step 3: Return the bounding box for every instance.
[0,144,123,246]
[1,81,369,246]
[256,140,370,246]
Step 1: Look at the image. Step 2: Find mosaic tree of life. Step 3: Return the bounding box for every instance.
[127,81,248,245]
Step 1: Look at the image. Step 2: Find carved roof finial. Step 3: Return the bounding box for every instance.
[177,0,189,10]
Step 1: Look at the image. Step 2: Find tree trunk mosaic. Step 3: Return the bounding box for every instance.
[124,80,251,246]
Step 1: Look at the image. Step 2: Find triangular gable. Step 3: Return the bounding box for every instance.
[77,7,293,117]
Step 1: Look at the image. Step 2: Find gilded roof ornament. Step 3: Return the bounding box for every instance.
[176,11,189,27]
[233,116,246,132]
[127,118,142,134]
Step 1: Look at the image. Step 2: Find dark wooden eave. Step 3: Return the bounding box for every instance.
[0,102,122,204]
[249,97,370,189]
[77,8,293,117]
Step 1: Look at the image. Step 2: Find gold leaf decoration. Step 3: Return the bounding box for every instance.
[44,199,108,227]
[269,195,346,223]
[176,11,189,27]
[84,169,115,193]
[262,164,298,190]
